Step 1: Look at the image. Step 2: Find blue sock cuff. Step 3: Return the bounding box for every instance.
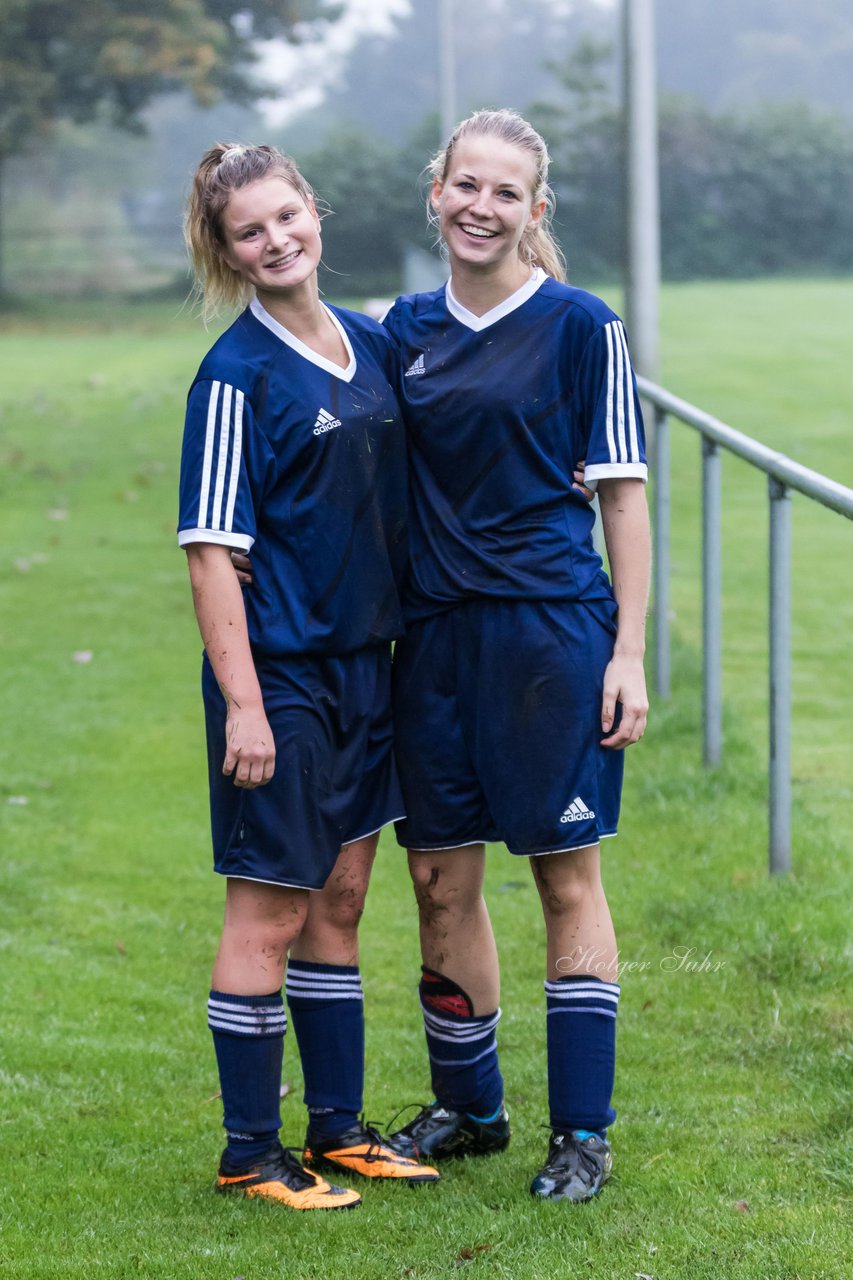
[548,975,621,990]
[286,960,360,977]
[285,962,363,1005]
[545,977,620,1019]
[467,1103,505,1124]
[209,988,283,1004]
[208,989,286,1037]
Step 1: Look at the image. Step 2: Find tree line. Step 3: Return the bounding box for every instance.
[4,3,853,297]
[305,70,853,293]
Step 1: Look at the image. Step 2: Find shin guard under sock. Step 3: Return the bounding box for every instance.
[208,989,286,1169]
[544,975,619,1133]
[286,960,364,1139]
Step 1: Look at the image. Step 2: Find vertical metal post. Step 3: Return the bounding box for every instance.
[702,437,722,766]
[622,0,661,385]
[652,408,670,699]
[439,0,457,144]
[768,477,792,873]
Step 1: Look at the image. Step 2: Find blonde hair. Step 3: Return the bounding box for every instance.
[184,143,318,322]
[428,109,566,283]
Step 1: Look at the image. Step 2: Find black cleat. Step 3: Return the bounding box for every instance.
[390,1103,510,1161]
[216,1141,362,1210]
[530,1129,612,1202]
[304,1122,440,1183]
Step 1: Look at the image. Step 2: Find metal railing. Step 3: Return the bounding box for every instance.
[637,377,853,875]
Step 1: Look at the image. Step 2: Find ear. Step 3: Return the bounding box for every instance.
[527,197,547,231]
[430,178,444,214]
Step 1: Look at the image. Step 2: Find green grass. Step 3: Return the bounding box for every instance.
[652,278,853,824]
[0,281,851,1279]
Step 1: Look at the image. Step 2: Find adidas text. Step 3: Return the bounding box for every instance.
[313,408,342,435]
[560,796,595,823]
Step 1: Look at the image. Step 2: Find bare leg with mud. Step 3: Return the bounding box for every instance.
[408,843,499,1012]
[392,844,509,1160]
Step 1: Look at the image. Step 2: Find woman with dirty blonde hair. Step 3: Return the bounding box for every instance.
[424,107,567,282]
[385,109,650,1204]
[178,142,438,1210]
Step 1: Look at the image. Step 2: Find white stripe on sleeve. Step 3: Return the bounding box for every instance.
[211,383,233,531]
[614,323,640,461]
[224,389,244,533]
[604,325,617,464]
[197,381,221,528]
[610,322,628,463]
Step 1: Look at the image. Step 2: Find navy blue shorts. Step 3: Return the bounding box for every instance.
[392,598,624,857]
[202,645,404,890]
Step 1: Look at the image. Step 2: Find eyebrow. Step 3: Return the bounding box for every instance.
[228,201,302,233]
[457,171,523,193]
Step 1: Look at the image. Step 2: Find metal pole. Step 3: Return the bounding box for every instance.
[652,407,670,699]
[439,0,457,144]
[702,437,722,766]
[622,0,661,385]
[768,477,792,873]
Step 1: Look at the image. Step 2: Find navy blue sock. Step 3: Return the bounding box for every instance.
[545,975,620,1134]
[285,960,364,1140]
[208,989,286,1169]
[419,969,504,1118]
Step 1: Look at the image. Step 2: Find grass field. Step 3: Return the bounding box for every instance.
[0,281,850,1279]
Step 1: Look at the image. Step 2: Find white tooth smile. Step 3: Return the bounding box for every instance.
[268,250,300,267]
[460,225,497,238]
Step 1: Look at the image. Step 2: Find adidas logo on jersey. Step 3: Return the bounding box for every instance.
[313,407,342,435]
[404,354,426,377]
[560,796,595,823]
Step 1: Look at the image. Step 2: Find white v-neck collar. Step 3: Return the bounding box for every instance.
[445,268,547,332]
[250,296,356,382]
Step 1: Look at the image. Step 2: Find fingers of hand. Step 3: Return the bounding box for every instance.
[601,700,648,749]
[601,692,616,734]
[230,552,253,586]
[230,748,276,788]
[223,730,275,789]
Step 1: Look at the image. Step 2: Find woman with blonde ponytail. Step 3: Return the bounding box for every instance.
[385,109,652,1204]
[177,142,438,1211]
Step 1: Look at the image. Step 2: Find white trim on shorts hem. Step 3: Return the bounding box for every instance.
[216,870,321,892]
[406,832,617,856]
[525,830,618,857]
[346,813,406,845]
[405,837,489,852]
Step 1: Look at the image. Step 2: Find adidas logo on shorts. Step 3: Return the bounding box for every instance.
[560,796,595,823]
[313,407,342,434]
[404,354,426,377]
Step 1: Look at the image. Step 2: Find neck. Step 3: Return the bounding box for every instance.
[255,279,324,337]
[448,256,534,317]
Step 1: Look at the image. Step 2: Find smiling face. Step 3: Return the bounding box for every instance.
[431,135,546,282]
[220,175,322,300]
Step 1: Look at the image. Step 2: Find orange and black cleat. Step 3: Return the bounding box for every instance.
[216,1142,362,1210]
[304,1122,441,1184]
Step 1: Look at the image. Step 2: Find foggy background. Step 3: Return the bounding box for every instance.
[3,0,853,300]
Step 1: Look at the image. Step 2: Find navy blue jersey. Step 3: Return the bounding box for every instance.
[178,298,407,657]
[383,270,647,622]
